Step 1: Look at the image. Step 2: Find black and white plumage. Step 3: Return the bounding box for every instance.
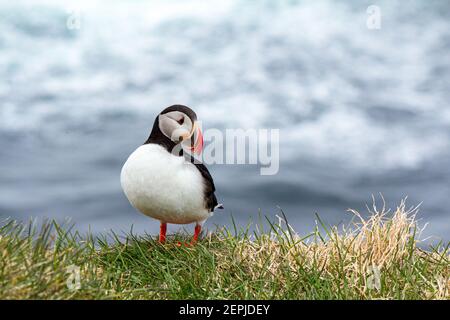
[120,105,222,243]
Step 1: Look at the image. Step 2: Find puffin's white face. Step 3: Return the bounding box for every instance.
[158,110,203,154]
[159,111,193,143]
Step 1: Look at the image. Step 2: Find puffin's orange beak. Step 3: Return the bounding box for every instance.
[190,123,203,155]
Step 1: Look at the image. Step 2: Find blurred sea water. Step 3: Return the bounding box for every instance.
[0,0,449,242]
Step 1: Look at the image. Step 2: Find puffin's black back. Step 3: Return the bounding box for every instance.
[193,162,219,212]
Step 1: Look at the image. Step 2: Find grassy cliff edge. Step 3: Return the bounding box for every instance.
[0,200,448,299]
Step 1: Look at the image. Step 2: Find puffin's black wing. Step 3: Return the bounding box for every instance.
[193,162,222,212]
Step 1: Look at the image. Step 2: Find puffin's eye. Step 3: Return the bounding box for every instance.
[177,117,185,125]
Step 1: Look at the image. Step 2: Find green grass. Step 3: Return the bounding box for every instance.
[0,200,448,300]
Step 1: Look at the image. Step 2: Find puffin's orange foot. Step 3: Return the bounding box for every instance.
[171,224,203,247]
[177,224,202,246]
[176,241,196,247]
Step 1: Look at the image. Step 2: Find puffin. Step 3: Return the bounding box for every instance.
[120,105,223,245]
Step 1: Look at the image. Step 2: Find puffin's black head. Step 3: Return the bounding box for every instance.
[145,105,203,155]
[160,105,197,123]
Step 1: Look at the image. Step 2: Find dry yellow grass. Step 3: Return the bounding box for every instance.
[211,199,449,299]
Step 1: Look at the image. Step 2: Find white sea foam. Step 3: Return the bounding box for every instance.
[1,0,449,173]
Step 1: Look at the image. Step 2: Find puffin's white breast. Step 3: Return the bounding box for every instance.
[120,144,210,224]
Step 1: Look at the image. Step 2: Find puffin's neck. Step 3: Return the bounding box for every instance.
[144,117,178,153]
